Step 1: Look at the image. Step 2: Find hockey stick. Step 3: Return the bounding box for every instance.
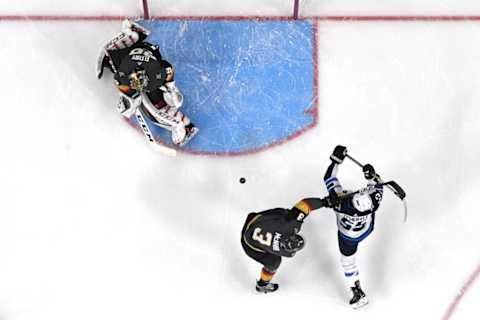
[337,181,399,199]
[134,107,177,157]
[345,154,408,222]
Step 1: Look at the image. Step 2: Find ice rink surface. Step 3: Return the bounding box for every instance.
[0,1,479,320]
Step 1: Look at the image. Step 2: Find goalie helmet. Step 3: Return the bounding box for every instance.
[128,67,149,92]
[352,192,373,212]
[280,234,305,253]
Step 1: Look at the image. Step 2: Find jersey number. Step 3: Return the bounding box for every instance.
[252,228,272,246]
[340,218,366,232]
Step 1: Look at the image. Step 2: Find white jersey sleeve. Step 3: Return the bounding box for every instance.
[324,162,343,195]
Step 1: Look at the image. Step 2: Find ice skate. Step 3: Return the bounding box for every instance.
[177,124,199,147]
[255,280,279,294]
[349,280,368,309]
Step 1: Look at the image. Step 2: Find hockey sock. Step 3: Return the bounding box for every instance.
[341,254,360,287]
[259,267,276,285]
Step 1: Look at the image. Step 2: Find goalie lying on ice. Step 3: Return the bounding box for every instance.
[96,20,198,147]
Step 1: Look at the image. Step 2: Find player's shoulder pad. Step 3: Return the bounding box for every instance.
[141,41,160,54]
[142,41,157,49]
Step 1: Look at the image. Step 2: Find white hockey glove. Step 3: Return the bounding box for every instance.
[117,92,142,118]
[160,81,184,109]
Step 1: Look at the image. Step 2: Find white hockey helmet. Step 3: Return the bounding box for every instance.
[352,192,373,212]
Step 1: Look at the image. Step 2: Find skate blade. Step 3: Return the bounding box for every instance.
[351,297,369,309]
[255,287,277,294]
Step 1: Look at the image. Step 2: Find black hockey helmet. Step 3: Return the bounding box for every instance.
[280,234,305,253]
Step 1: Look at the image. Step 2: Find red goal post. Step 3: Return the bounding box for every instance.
[142,0,150,19]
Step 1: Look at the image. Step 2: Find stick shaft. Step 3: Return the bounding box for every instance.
[345,154,364,167]
[345,152,407,222]
[135,107,177,156]
[346,153,399,195]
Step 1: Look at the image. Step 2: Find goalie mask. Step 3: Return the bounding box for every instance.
[352,192,373,212]
[128,68,149,92]
[279,234,305,253]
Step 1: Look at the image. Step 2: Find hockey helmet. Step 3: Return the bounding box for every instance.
[352,192,373,212]
[280,234,305,253]
[128,67,149,92]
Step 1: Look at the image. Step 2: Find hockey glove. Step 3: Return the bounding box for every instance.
[330,145,347,164]
[363,164,376,180]
[328,193,340,207]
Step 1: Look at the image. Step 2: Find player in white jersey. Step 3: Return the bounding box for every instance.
[324,145,384,309]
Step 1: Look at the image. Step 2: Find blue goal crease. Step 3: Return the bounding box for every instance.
[134,19,315,155]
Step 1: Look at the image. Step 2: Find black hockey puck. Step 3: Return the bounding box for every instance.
[239,177,246,184]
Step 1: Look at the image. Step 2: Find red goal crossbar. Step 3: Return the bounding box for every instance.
[141,0,300,20]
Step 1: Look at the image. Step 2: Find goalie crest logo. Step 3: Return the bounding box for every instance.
[129,48,157,63]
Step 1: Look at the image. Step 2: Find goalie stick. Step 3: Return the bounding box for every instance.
[345,154,408,222]
[134,106,177,157]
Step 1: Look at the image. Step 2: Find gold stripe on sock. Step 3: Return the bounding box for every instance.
[295,200,312,214]
[260,268,275,282]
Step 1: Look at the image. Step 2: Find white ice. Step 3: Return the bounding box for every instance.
[0,1,479,320]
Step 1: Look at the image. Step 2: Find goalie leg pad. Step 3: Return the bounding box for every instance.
[161,81,184,109]
[171,125,187,145]
[149,107,190,128]
[140,92,196,145]
[154,107,194,145]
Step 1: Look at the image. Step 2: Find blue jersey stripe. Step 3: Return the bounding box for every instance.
[345,272,359,277]
[326,181,336,188]
[325,176,338,184]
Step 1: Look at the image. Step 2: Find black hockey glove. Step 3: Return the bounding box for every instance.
[363,164,376,180]
[318,196,334,208]
[328,193,340,207]
[330,145,347,164]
